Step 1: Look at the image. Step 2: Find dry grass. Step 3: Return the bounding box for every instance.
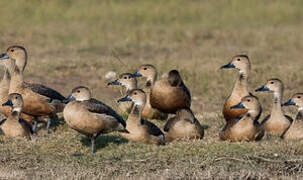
[0,0,303,179]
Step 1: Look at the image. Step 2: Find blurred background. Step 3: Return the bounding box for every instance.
[0,0,303,178]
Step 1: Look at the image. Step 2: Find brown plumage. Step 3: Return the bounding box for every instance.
[221,55,251,123]
[281,93,303,140]
[164,108,204,142]
[255,78,292,135]
[63,86,127,153]
[132,65,190,114]
[0,93,33,139]
[219,95,264,142]
[118,89,165,145]
[108,72,167,120]
[0,45,65,132]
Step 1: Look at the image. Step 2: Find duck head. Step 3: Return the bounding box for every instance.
[108,73,137,90]
[2,93,24,113]
[117,89,146,106]
[64,86,91,103]
[231,95,261,118]
[283,93,303,108]
[220,55,250,75]
[0,46,27,72]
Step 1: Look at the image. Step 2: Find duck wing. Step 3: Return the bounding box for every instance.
[25,82,65,101]
[18,118,34,134]
[141,119,164,137]
[83,98,126,127]
[0,118,7,126]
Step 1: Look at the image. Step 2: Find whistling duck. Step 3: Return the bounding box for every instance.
[219,95,264,142]
[0,93,33,139]
[132,64,190,114]
[281,93,303,139]
[108,72,167,120]
[117,89,165,145]
[255,78,292,135]
[164,108,204,142]
[63,86,127,153]
[220,55,251,123]
[0,46,65,133]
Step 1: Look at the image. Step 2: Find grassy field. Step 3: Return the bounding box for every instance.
[0,0,303,179]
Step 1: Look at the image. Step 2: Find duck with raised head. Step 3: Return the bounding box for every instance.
[164,108,204,142]
[132,64,190,114]
[0,46,65,133]
[0,93,33,139]
[108,72,167,120]
[63,86,127,153]
[107,73,137,115]
[281,93,303,139]
[255,78,292,135]
[117,89,165,145]
[220,55,251,123]
[219,95,264,142]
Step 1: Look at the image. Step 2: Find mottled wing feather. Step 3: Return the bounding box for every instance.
[83,98,126,127]
[141,119,163,137]
[25,82,65,101]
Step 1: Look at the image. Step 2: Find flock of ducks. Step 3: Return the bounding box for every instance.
[0,45,302,154]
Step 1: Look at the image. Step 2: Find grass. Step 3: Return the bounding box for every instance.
[0,0,303,179]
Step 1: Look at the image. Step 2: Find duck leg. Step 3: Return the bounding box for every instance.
[46,119,51,134]
[90,131,103,154]
[32,117,38,135]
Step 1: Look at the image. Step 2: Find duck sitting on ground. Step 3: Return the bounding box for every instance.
[219,95,264,142]
[117,89,165,145]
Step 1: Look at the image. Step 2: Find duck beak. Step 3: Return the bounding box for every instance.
[107,79,121,86]
[283,99,296,106]
[117,95,132,103]
[130,71,142,78]
[231,102,245,109]
[63,95,75,104]
[255,85,269,92]
[220,62,235,69]
[0,53,9,60]
[2,99,13,107]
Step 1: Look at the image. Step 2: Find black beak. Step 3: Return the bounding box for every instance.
[0,53,9,60]
[117,95,132,103]
[283,99,296,106]
[107,79,121,86]
[63,95,75,104]
[220,62,235,69]
[2,99,13,107]
[255,85,270,92]
[231,102,245,109]
[130,71,142,78]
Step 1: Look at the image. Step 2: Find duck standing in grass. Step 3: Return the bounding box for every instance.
[164,108,204,142]
[282,93,303,139]
[132,64,190,114]
[219,95,264,142]
[220,55,251,123]
[117,89,165,145]
[63,86,128,153]
[0,46,65,133]
[255,78,292,136]
[0,93,33,139]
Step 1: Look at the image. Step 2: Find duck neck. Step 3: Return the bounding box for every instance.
[146,72,157,88]
[9,60,24,92]
[232,71,249,97]
[11,107,21,118]
[0,68,11,102]
[128,103,144,123]
[271,89,283,115]
[125,82,137,94]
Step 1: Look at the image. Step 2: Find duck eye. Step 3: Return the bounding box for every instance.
[134,92,137,95]
[77,90,80,93]
[124,77,127,79]
[270,82,274,84]
[298,96,301,99]
[247,99,251,102]
[237,58,240,61]
[143,68,147,70]
[15,97,17,99]
[11,49,14,52]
